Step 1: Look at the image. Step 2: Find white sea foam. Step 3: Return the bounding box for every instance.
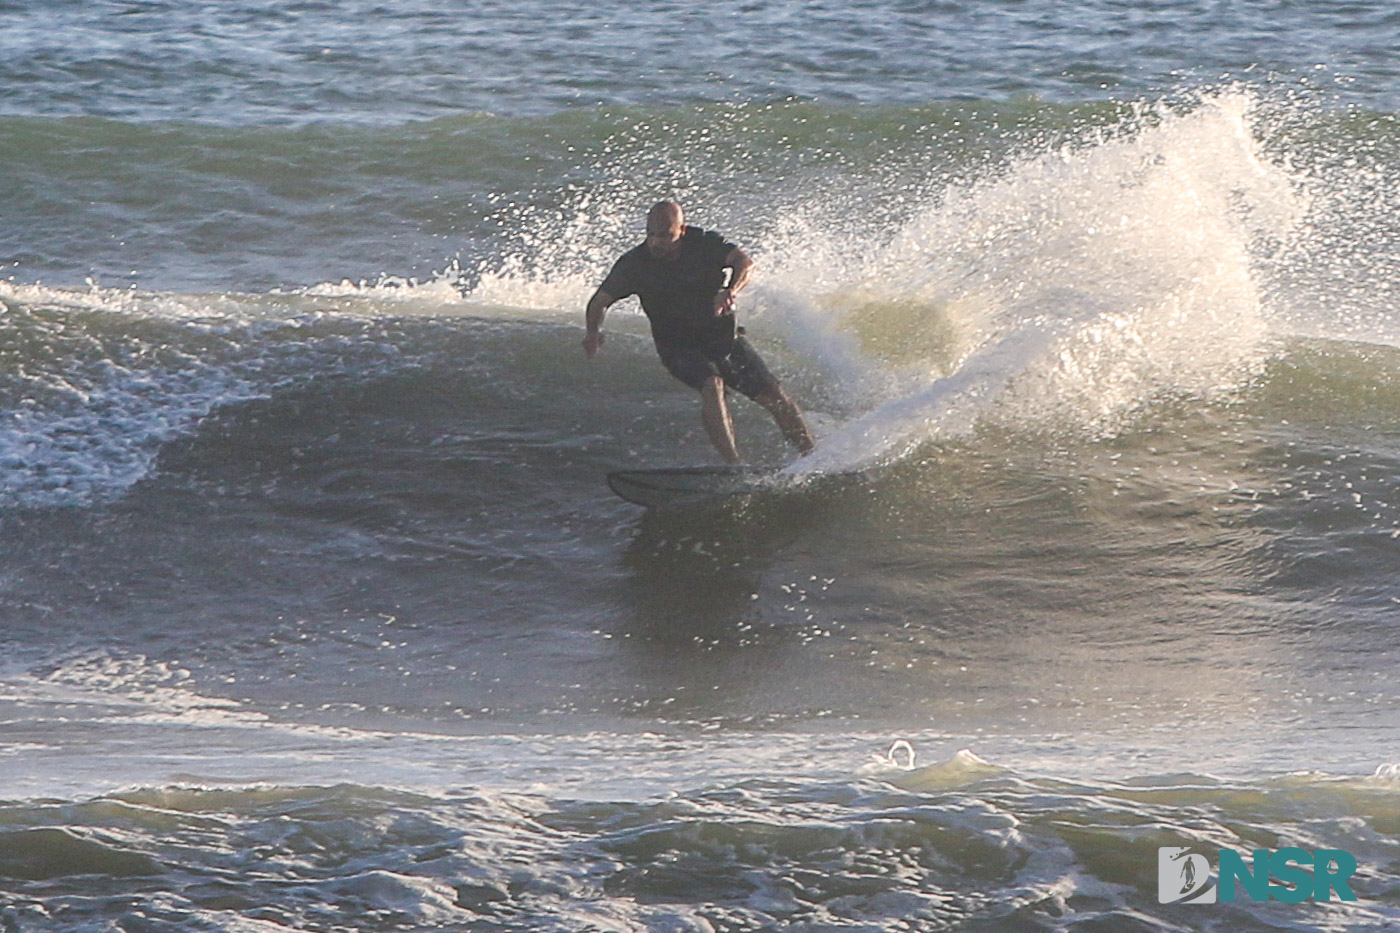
[0,281,412,508]
[0,284,268,507]
[298,259,477,307]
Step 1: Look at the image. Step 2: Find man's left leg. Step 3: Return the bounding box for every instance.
[754,385,815,455]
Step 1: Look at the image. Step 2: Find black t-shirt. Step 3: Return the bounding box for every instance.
[599,226,738,351]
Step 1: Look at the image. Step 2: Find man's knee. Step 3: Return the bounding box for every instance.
[754,385,789,410]
[701,374,726,397]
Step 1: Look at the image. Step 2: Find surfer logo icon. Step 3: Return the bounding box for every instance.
[1159,847,1217,904]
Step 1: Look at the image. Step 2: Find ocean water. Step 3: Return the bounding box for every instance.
[5,1,1400,930]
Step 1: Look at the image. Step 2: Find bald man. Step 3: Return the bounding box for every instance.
[583,201,814,464]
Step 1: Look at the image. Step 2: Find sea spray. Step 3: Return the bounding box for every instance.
[785,92,1306,473]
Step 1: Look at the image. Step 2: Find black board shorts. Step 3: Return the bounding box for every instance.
[656,332,781,401]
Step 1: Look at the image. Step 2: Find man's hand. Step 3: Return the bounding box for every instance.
[716,247,753,317]
[583,330,605,358]
[714,287,736,317]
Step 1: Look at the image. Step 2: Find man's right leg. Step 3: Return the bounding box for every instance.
[700,375,741,464]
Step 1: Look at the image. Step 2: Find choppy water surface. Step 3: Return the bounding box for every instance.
[5,1,1400,930]
[5,0,1400,125]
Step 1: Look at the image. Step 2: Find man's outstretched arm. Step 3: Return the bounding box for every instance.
[583,288,614,358]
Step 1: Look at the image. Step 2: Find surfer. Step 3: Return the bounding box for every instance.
[582,200,815,464]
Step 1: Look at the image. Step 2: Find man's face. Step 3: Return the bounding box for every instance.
[645,218,683,259]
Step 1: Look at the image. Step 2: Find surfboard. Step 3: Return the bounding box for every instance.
[606,465,785,508]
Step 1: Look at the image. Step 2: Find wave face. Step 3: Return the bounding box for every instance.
[7,90,1400,493]
[7,1,1400,929]
[4,91,1400,740]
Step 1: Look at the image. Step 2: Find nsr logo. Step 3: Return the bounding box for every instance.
[1159,846,1358,904]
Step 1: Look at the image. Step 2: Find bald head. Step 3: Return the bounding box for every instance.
[647,200,683,229]
[645,200,685,259]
